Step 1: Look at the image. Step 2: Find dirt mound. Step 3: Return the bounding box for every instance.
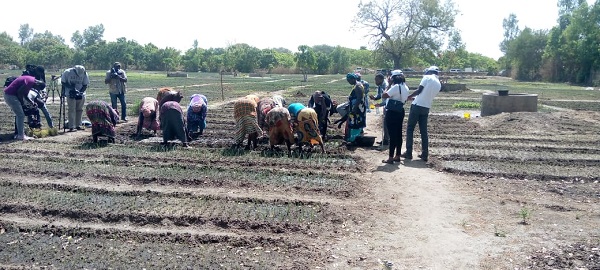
[293,91,306,97]
[471,111,600,135]
[528,242,600,269]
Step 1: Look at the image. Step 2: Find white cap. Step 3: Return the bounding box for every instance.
[391,69,403,76]
[74,65,86,77]
[426,66,440,73]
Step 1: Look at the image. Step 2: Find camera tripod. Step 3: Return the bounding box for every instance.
[49,75,66,132]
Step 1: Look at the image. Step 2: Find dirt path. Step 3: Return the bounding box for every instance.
[329,112,497,269]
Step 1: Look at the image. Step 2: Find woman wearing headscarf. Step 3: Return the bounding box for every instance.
[233,95,262,149]
[345,73,366,143]
[136,97,160,137]
[382,70,409,164]
[272,95,287,108]
[160,93,188,147]
[256,97,276,132]
[86,100,119,143]
[158,88,184,107]
[287,102,306,122]
[187,94,208,139]
[266,106,294,155]
[245,94,260,104]
[295,107,326,153]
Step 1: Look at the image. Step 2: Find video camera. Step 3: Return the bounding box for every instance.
[111,67,120,78]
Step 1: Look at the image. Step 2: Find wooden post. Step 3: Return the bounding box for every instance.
[220,70,225,102]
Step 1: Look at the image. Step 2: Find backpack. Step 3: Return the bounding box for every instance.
[4,76,17,87]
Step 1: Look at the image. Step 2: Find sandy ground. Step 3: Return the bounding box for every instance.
[327,110,599,269]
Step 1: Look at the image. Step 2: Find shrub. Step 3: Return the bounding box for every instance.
[452,102,480,109]
[129,99,141,117]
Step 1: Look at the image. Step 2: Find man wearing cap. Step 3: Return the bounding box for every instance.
[61,65,89,132]
[105,62,128,121]
[402,66,442,162]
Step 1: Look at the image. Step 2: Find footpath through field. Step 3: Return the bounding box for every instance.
[327,111,498,269]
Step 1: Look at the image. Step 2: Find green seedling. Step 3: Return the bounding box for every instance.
[519,207,531,225]
[494,225,506,237]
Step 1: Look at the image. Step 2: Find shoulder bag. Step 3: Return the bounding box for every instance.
[386,99,404,112]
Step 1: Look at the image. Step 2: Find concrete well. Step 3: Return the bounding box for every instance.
[480,92,538,116]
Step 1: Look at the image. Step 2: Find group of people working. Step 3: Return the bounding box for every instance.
[363,66,442,164]
[4,63,441,161]
[2,62,129,140]
[231,93,326,154]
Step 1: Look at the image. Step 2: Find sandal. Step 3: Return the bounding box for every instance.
[382,159,394,164]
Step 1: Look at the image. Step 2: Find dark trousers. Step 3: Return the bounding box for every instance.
[317,115,328,138]
[110,93,127,120]
[382,109,389,144]
[405,104,430,158]
[385,109,405,158]
[187,119,206,135]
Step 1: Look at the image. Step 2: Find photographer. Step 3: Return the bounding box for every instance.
[61,65,89,132]
[4,74,45,140]
[104,62,128,122]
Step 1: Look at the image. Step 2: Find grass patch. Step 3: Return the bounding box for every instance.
[452,101,480,109]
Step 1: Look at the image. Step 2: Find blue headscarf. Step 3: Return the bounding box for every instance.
[346,73,358,80]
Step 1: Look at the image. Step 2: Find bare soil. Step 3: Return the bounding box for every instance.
[325,110,599,269]
[0,99,598,269]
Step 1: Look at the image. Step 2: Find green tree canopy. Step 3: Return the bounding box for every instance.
[354,0,458,69]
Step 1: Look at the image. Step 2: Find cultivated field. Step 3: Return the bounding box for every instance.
[0,71,598,269]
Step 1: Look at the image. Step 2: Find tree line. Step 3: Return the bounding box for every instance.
[499,0,600,85]
[1,0,596,86]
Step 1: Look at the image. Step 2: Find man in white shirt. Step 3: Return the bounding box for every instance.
[402,66,442,162]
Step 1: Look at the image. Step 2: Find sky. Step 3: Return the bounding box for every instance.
[1,0,594,60]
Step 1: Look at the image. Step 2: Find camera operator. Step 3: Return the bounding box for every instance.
[61,65,89,132]
[104,62,128,122]
[23,65,53,129]
[4,74,45,140]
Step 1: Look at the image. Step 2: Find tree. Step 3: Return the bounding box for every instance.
[18,24,34,46]
[259,49,278,71]
[103,38,136,69]
[500,13,520,54]
[71,24,105,50]
[543,0,595,83]
[183,39,204,72]
[553,1,600,84]
[273,51,295,69]
[353,0,458,69]
[228,43,261,73]
[350,48,375,70]
[330,46,351,74]
[315,52,331,75]
[558,0,585,16]
[0,32,26,66]
[24,31,72,68]
[295,45,317,81]
[507,27,548,81]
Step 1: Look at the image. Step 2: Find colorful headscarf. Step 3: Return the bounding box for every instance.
[246,94,260,104]
[189,94,207,113]
[272,95,286,107]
